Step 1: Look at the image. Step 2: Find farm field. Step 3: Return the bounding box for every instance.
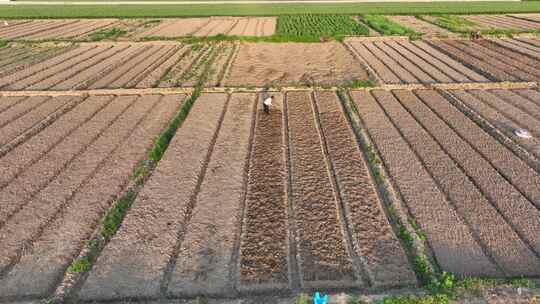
[225,42,369,87]
[346,37,540,84]
[1,11,540,303]
[385,15,456,38]
[0,93,185,298]
[137,17,276,38]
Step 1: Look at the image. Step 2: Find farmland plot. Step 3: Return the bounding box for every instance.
[0,19,123,41]
[445,89,540,171]
[75,91,414,301]
[385,15,455,38]
[346,39,488,84]
[464,15,540,31]
[0,42,231,90]
[225,42,368,87]
[428,39,540,82]
[350,89,540,277]
[0,93,185,299]
[138,17,276,38]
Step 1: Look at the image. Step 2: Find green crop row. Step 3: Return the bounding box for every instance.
[362,15,422,39]
[276,14,369,40]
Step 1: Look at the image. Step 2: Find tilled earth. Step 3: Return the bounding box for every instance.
[0,34,540,304]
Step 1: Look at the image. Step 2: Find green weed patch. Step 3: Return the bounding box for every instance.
[363,15,422,39]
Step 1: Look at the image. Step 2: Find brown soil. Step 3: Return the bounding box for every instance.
[137,18,210,38]
[449,89,540,169]
[346,40,401,84]
[225,42,368,87]
[466,15,540,31]
[400,90,540,272]
[387,16,454,37]
[370,89,540,276]
[25,46,129,91]
[490,38,540,60]
[286,91,357,288]
[374,41,435,83]
[78,93,228,300]
[169,93,255,297]
[0,45,97,89]
[135,45,188,88]
[0,94,183,298]
[428,40,512,81]
[509,13,540,23]
[350,90,499,277]
[238,93,289,291]
[314,91,415,287]
[0,96,69,146]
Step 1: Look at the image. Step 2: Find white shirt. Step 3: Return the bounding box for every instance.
[263,97,272,106]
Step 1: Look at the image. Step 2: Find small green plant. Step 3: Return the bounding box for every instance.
[66,256,92,273]
[509,277,536,288]
[376,294,450,304]
[88,27,127,41]
[0,40,7,48]
[344,79,375,89]
[362,15,422,39]
[297,293,312,304]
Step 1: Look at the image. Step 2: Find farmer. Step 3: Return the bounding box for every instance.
[263,95,274,114]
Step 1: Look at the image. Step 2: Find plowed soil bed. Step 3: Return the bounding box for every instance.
[0,93,185,299]
[224,42,369,87]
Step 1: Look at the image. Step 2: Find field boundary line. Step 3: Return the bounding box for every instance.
[340,90,440,285]
[310,91,372,287]
[0,81,536,97]
[440,89,540,174]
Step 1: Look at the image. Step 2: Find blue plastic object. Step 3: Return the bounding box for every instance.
[313,292,329,304]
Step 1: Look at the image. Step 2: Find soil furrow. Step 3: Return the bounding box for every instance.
[0,96,110,186]
[78,93,227,301]
[350,90,499,277]
[516,38,540,48]
[88,45,156,89]
[314,91,415,287]
[411,40,489,82]
[111,46,174,89]
[26,46,129,91]
[491,39,540,60]
[398,90,540,270]
[0,49,34,68]
[0,95,129,229]
[375,41,433,83]
[0,46,74,80]
[0,95,50,129]
[476,39,540,66]
[491,89,540,123]
[374,89,540,276]
[505,38,540,54]
[286,91,357,289]
[168,93,255,297]
[0,96,85,157]
[22,20,86,39]
[228,18,249,36]
[6,20,80,40]
[51,45,138,90]
[467,89,540,140]
[419,89,540,220]
[207,44,234,87]
[385,41,453,83]
[0,46,98,89]
[135,46,188,88]
[427,40,509,81]
[365,42,418,83]
[0,96,69,146]
[0,21,46,36]
[0,96,28,115]
[455,40,540,80]
[513,88,540,108]
[397,41,469,83]
[0,94,181,299]
[344,41,401,84]
[125,45,180,88]
[0,94,146,273]
[0,21,68,39]
[238,93,290,292]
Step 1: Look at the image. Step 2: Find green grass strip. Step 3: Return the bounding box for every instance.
[0,40,7,48]
[1,2,540,19]
[363,15,422,38]
[87,27,127,41]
